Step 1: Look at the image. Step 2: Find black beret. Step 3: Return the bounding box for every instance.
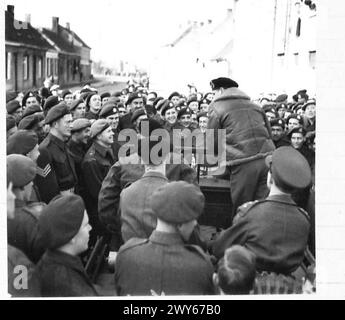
[112,91,122,97]
[62,89,72,99]
[71,118,91,133]
[275,94,288,103]
[99,102,118,118]
[302,99,316,111]
[6,100,21,114]
[197,111,208,121]
[70,98,84,111]
[176,100,187,110]
[45,102,70,125]
[126,92,145,106]
[90,119,110,138]
[168,91,181,100]
[7,154,37,188]
[286,114,303,124]
[270,118,285,129]
[161,100,176,116]
[177,107,192,119]
[22,91,40,107]
[155,99,166,112]
[37,195,85,250]
[80,88,93,94]
[150,181,205,224]
[152,97,164,109]
[263,104,277,114]
[22,103,42,118]
[43,95,60,113]
[187,96,198,106]
[265,146,311,189]
[210,77,238,90]
[287,126,306,139]
[276,103,288,110]
[131,109,146,123]
[7,130,38,155]
[6,115,16,131]
[18,114,44,130]
[199,99,209,106]
[101,92,111,100]
[85,92,97,106]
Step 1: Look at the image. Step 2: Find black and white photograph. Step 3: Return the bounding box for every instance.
[1,0,344,301]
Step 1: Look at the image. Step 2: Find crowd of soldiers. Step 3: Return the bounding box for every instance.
[6,76,316,297]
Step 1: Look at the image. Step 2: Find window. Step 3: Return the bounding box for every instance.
[309,51,316,69]
[23,55,29,80]
[46,58,50,76]
[38,57,42,78]
[294,53,299,66]
[54,59,58,76]
[6,52,11,80]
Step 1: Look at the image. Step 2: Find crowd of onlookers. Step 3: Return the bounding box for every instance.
[6,78,316,297]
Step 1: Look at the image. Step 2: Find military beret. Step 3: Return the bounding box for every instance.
[126,92,145,106]
[69,98,84,111]
[7,130,38,156]
[6,115,16,131]
[286,114,303,124]
[90,119,110,138]
[152,97,164,109]
[85,92,97,107]
[37,194,85,250]
[61,89,72,99]
[210,77,238,90]
[263,105,277,115]
[155,99,166,112]
[291,102,304,112]
[168,91,181,100]
[71,118,91,133]
[276,103,288,110]
[302,99,316,111]
[287,126,306,138]
[150,181,205,224]
[270,118,285,129]
[265,146,311,190]
[131,109,146,123]
[112,91,122,98]
[177,107,192,119]
[22,91,40,107]
[176,100,187,110]
[80,88,93,94]
[6,100,21,114]
[45,102,70,125]
[199,99,209,106]
[100,92,111,100]
[18,114,44,130]
[7,154,37,188]
[275,94,288,103]
[197,111,208,121]
[187,96,198,106]
[22,103,42,118]
[99,102,118,118]
[161,100,176,116]
[43,95,60,113]
[6,91,17,103]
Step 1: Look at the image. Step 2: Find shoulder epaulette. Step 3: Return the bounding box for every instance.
[185,244,212,263]
[236,200,262,218]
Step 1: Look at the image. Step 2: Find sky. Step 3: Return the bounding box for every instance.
[5,0,231,68]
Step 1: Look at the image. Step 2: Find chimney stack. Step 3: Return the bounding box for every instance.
[52,17,59,33]
[25,14,31,24]
[7,5,14,18]
[66,22,70,30]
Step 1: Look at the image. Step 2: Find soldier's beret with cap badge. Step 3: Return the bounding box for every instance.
[270,118,285,129]
[71,118,91,133]
[265,146,311,190]
[286,126,306,139]
[99,102,118,118]
[302,99,316,111]
[90,119,110,138]
[126,92,144,106]
[45,102,70,125]
[160,100,176,116]
[177,107,192,119]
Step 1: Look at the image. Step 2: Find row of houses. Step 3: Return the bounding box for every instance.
[149,0,317,98]
[5,5,92,93]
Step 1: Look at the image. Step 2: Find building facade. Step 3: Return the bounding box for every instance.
[5,5,92,93]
